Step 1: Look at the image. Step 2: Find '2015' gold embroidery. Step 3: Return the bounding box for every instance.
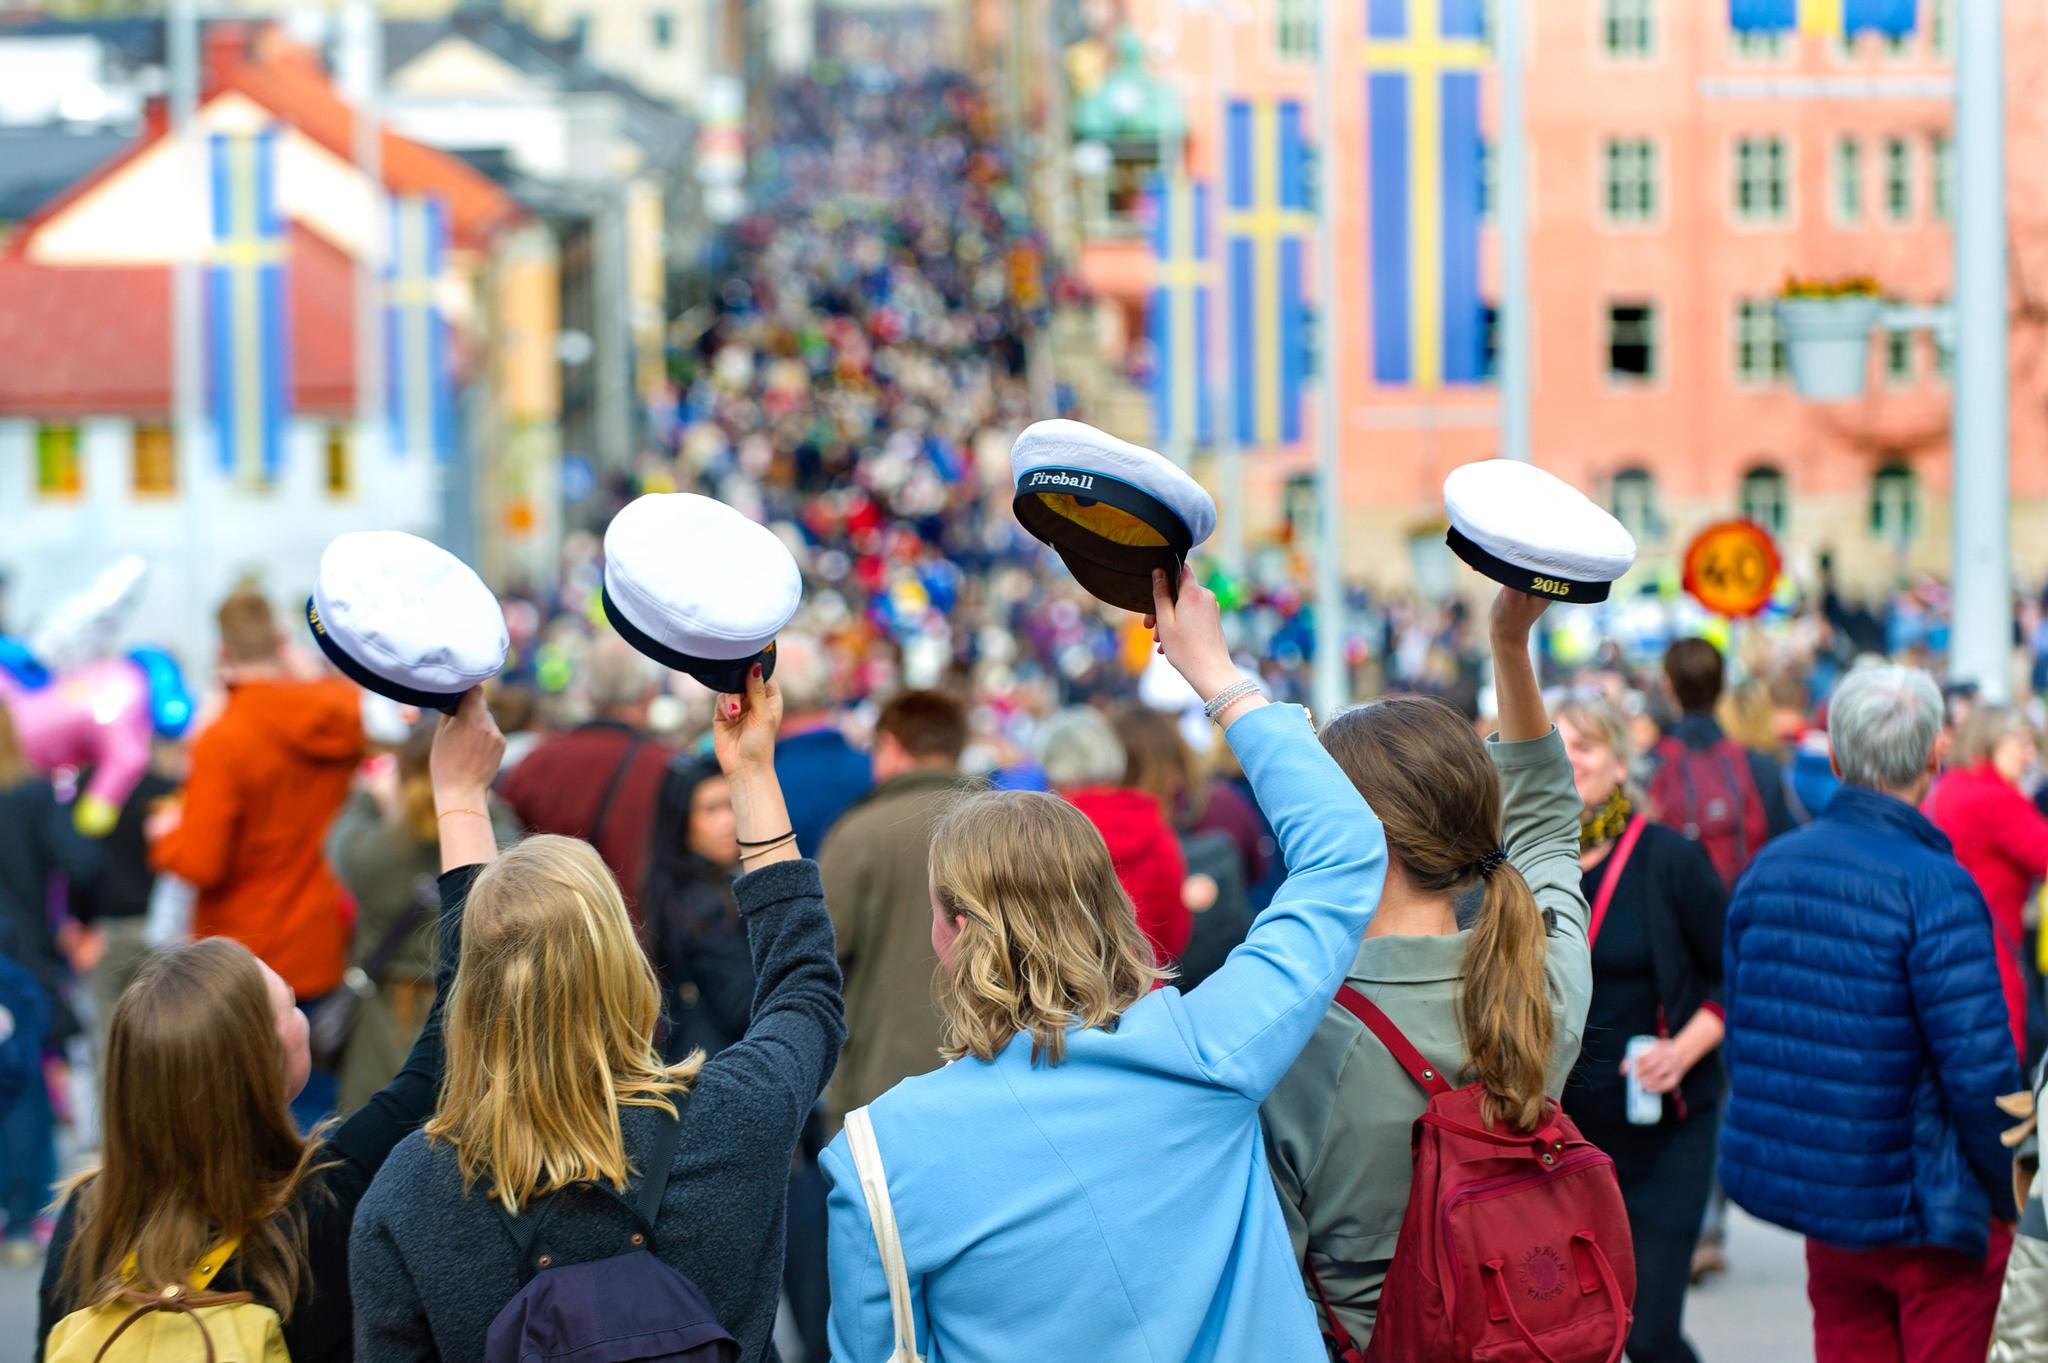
[1529,576,1571,597]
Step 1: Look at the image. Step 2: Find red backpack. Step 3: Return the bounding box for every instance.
[1307,988,1636,1363]
[1646,736,1768,889]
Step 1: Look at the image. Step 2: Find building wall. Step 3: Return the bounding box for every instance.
[1083,0,2043,600]
[0,416,437,669]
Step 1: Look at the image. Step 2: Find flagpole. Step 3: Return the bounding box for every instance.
[341,0,387,476]
[169,0,206,663]
[1950,0,2009,700]
[1498,0,1530,465]
[1212,1,1246,576]
[1311,0,1345,720]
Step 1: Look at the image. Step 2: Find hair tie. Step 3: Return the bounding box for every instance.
[1476,847,1509,879]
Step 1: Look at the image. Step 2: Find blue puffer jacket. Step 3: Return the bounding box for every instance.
[1721,785,2020,1255]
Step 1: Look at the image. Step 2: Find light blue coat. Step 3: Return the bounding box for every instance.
[822,703,1387,1362]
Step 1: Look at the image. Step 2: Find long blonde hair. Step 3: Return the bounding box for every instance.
[425,835,700,1211]
[60,939,328,1317]
[1320,699,1554,1132]
[928,791,1164,1067]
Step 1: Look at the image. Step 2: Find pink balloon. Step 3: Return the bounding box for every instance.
[0,658,154,836]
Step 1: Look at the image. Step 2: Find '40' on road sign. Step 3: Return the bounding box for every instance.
[1682,520,1781,619]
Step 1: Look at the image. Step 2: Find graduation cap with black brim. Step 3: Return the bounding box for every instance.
[1011,419,1217,615]
[601,493,802,693]
[307,531,507,713]
[1443,460,1638,603]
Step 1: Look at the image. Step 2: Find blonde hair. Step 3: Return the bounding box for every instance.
[1954,703,2036,770]
[1553,695,1640,803]
[929,791,1164,1067]
[0,703,29,791]
[425,836,700,1211]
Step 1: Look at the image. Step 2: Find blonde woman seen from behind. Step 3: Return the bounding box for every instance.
[38,688,506,1363]
[824,568,1388,1363]
[349,665,845,1361]
[1261,587,1592,1354]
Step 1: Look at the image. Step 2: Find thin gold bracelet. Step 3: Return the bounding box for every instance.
[436,807,487,822]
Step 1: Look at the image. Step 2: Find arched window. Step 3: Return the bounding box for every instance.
[1871,462,1917,545]
[1740,464,1787,535]
[1610,466,1659,540]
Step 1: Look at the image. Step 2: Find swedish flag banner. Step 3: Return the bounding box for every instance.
[385,194,456,463]
[207,128,289,483]
[1148,175,1213,449]
[1364,0,1486,390]
[1225,99,1311,448]
[1729,0,1916,37]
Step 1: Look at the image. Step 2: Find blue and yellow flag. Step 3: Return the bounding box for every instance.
[1148,175,1213,449]
[207,128,289,483]
[385,195,455,463]
[1729,0,1916,37]
[1225,99,1311,448]
[1365,0,1486,389]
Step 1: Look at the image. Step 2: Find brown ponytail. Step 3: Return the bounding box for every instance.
[1319,698,1555,1132]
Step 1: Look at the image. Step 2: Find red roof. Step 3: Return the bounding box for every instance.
[214,38,525,252]
[8,30,523,256]
[0,224,356,418]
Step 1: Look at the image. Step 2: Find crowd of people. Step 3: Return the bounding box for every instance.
[4,64,2048,1363]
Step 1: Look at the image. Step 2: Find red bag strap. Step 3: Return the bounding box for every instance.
[1333,985,1453,1097]
[1586,815,1647,948]
[1303,1255,1366,1363]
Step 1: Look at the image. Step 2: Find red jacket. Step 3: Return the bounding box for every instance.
[1927,761,2048,1062]
[150,679,363,996]
[1063,786,1192,965]
[496,722,675,915]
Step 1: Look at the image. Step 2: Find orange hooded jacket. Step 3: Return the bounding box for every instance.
[151,678,364,996]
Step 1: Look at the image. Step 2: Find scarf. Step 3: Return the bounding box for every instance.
[1580,788,1632,853]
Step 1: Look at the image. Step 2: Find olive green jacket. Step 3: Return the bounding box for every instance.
[1260,729,1593,1351]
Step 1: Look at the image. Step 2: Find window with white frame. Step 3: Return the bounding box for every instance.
[1740,465,1788,535]
[1606,302,1658,381]
[1603,138,1657,223]
[1734,298,1788,384]
[1932,0,1953,59]
[1734,136,1788,222]
[1832,135,1862,223]
[1884,326,1915,385]
[1931,133,1952,221]
[1883,136,1912,221]
[1611,467,1659,539]
[1730,28,1787,62]
[1276,0,1318,59]
[1871,463,1917,544]
[1601,0,1654,58]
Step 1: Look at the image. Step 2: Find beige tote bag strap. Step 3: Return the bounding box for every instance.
[844,1105,925,1363]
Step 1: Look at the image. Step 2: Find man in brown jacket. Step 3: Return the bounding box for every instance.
[819,689,975,1130]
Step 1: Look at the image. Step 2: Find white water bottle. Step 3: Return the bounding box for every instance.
[1624,1035,1663,1125]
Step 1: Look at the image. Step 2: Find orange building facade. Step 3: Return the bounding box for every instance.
[1067,0,2048,598]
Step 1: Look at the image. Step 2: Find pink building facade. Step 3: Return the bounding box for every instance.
[1072,0,2048,597]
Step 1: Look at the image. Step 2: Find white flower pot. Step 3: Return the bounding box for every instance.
[1776,296,1882,401]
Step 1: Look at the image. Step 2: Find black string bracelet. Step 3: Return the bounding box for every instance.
[736,829,797,848]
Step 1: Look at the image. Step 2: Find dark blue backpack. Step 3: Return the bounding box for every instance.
[487,1101,739,1363]
[0,956,50,1122]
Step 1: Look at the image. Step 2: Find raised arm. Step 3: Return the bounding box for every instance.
[327,687,504,1190]
[1145,569,1387,1099]
[703,664,846,1129]
[1489,587,1550,744]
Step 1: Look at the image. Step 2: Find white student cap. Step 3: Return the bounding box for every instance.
[1010,419,1217,614]
[1442,460,1638,603]
[306,531,506,713]
[601,493,802,691]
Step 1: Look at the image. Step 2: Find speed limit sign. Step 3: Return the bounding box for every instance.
[1682,520,1781,618]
